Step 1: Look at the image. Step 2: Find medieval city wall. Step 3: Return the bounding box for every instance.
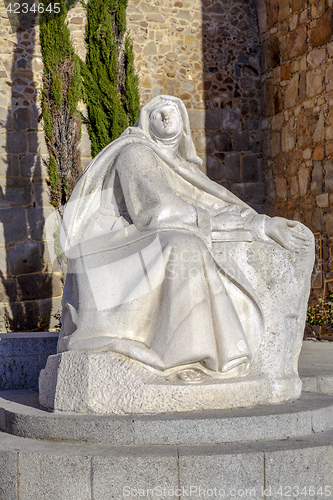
[257,0,333,290]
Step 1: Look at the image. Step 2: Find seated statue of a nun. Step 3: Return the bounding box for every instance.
[40,95,315,413]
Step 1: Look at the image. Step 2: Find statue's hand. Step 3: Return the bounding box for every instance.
[264,217,311,252]
[212,206,245,231]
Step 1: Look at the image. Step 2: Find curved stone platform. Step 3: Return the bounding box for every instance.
[0,391,333,499]
[1,390,333,446]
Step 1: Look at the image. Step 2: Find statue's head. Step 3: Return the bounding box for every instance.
[148,100,182,141]
[134,95,202,167]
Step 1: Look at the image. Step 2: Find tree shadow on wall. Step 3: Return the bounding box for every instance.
[202,0,264,210]
[0,3,53,332]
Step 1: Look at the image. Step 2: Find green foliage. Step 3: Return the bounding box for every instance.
[82,0,140,157]
[40,0,82,210]
[48,154,61,207]
[307,293,333,326]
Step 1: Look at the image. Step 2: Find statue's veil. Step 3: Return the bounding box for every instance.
[60,95,250,253]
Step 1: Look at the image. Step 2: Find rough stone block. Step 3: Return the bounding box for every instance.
[285,25,307,60]
[0,280,17,303]
[241,154,259,182]
[308,48,326,69]
[306,68,324,98]
[311,8,333,47]
[187,110,205,130]
[205,111,221,131]
[279,0,289,21]
[206,155,224,181]
[281,117,295,153]
[0,208,27,243]
[264,446,333,498]
[27,133,38,154]
[18,453,91,500]
[221,108,240,131]
[7,132,26,154]
[13,108,30,130]
[8,241,42,276]
[284,74,299,109]
[17,273,58,301]
[232,182,265,204]
[20,155,36,178]
[27,208,54,241]
[316,193,329,208]
[0,450,17,500]
[225,152,240,182]
[291,0,303,12]
[325,159,333,192]
[92,449,178,500]
[262,79,274,117]
[233,131,250,151]
[0,355,38,391]
[275,177,287,200]
[179,449,264,500]
[299,165,310,197]
[194,135,213,154]
[311,161,323,195]
[212,132,231,152]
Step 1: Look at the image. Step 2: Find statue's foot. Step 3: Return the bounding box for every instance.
[177,368,207,383]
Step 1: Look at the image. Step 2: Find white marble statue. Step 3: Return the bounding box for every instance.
[39,95,315,414]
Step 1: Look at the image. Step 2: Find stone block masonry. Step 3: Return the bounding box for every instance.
[257,0,333,292]
[127,0,265,209]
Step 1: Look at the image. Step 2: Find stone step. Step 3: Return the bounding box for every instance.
[0,426,333,499]
[1,390,333,446]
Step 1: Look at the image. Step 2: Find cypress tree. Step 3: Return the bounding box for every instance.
[40,0,82,209]
[82,0,140,157]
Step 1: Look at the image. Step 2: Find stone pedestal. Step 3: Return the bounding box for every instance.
[39,350,302,414]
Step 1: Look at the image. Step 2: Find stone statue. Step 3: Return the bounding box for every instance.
[39,95,315,414]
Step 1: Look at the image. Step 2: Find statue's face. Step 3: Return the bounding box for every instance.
[149,103,182,139]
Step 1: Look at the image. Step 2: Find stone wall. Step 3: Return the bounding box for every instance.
[257,0,333,291]
[127,0,265,210]
[0,3,90,332]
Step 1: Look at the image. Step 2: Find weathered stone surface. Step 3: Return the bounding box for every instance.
[206,155,224,181]
[275,177,287,200]
[311,8,333,47]
[307,48,326,69]
[285,25,307,59]
[8,241,42,276]
[212,132,231,152]
[262,79,275,117]
[296,114,312,148]
[13,108,30,130]
[242,154,259,182]
[306,68,324,98]
[233,131,250,151]
[284,73,299,108]
[326,64,333,92]
[281,117,295,152]
[0,208,27,244]
[7,132,26,154]
[316,193,329,208]
[194,135,213,154]
[325,159,333,192]
[225,152,240,182]
[290,176,299,199]
[311,161,323,195]
[221,108,240,131]
[313,145,325,161]
[291,0,304,13]
[17,273,60,301]
[299,164,310,197]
